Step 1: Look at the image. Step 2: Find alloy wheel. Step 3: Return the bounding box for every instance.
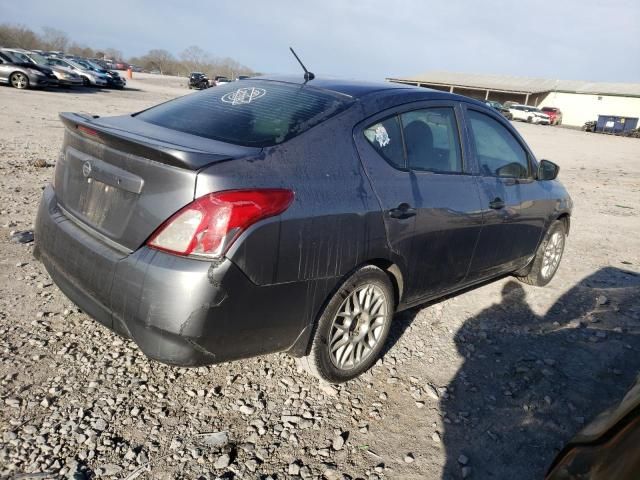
[328,284,388,370]
[541,231,564,279]
[11,73,28,89]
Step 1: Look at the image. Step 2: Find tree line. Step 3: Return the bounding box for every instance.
[0,23,256,78]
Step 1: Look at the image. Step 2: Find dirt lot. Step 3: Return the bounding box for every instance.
[1,75,639,480]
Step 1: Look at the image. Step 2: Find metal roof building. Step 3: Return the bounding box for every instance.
[386,71,640,126]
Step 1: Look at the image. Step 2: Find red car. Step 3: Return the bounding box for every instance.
[541,107,563,125]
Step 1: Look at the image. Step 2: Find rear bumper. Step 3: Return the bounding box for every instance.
[35,186,329,366]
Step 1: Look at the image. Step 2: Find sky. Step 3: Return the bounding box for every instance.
[2,0,639,83]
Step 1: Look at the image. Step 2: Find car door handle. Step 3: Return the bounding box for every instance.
[388,203,417,219]
[489,198,505,210]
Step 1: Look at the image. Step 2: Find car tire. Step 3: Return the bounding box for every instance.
[10,72,29,89]
[527,116,533,123]
[516,220,566,287]
[296,265,395,383]
[82,77,90,87]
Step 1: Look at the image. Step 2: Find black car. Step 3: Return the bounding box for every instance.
[189,72,210,89]
[35,77,572,383]
[485,100,513,120]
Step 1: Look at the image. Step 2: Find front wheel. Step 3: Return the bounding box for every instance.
[516,220,566,286]
[10,72,29,89]
[296,265,394,383]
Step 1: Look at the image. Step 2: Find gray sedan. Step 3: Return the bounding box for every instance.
[3,49,83,87]
[0,52,57,89]
[35,77,572,383]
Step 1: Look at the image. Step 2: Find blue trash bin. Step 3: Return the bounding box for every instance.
[596,115,639,134]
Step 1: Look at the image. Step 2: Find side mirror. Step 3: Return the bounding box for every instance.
[538,159,559,180]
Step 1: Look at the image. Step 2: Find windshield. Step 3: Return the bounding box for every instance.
[68,60,88,70]
[136,80,355,147]
[28,52,48,65]
[86,60,104,71]
[73,59,94,70]
[2,51,28,63]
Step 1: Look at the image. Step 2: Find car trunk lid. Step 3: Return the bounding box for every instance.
[54,112,260,251]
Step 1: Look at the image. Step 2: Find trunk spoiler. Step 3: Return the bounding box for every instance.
[59,112,253,171]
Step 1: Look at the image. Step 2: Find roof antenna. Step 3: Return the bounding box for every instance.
[289,47,315,82]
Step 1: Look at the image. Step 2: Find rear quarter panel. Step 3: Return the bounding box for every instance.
[195,105,390,287]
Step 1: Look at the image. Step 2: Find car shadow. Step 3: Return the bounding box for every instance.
[42,86,102,94]
[382,275,512,361]
[44,86,140,94]
[439,267,640,479]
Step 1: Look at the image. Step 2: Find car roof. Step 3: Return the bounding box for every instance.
[230,76,492,112]
[249,75,419,99]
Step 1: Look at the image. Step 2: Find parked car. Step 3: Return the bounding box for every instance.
[77,59,126,89]
[485,100,513,120]
[46,57,109,87]
[236,75,251,80]
[2,48,82,87]
[546,375,640,479]
[214,75,230,85]
[188,72,210,89]
[34,77,572,383]
[90,58,117,71]
[541,107,563,125]
[509,104,551,124]
[0,51,58,89]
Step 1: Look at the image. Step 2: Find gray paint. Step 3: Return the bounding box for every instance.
[35,80,572,367]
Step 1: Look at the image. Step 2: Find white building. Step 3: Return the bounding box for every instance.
[386,71,640,127]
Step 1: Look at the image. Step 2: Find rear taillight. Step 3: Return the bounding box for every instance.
[77,125,99,137]
[147,189,294,259]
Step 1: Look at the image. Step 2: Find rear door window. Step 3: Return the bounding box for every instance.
[467,109,530,178]
[135,81,355,147]
[363,116,405,169]
[400,107,462,173]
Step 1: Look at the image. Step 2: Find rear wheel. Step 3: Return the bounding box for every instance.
[516,220,566,286]
[82,76,90,87]
[297,265,394,383]
[527,116,533,123]
[10,72,29,89]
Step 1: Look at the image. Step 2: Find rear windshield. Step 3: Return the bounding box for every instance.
[541,107,557,112]
[135,80,354,147]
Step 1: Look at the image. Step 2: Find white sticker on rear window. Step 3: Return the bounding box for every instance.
[221,87,266,105]
[373,124,390,147]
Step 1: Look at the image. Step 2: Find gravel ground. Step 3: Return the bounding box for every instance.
[1,75,639,480]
